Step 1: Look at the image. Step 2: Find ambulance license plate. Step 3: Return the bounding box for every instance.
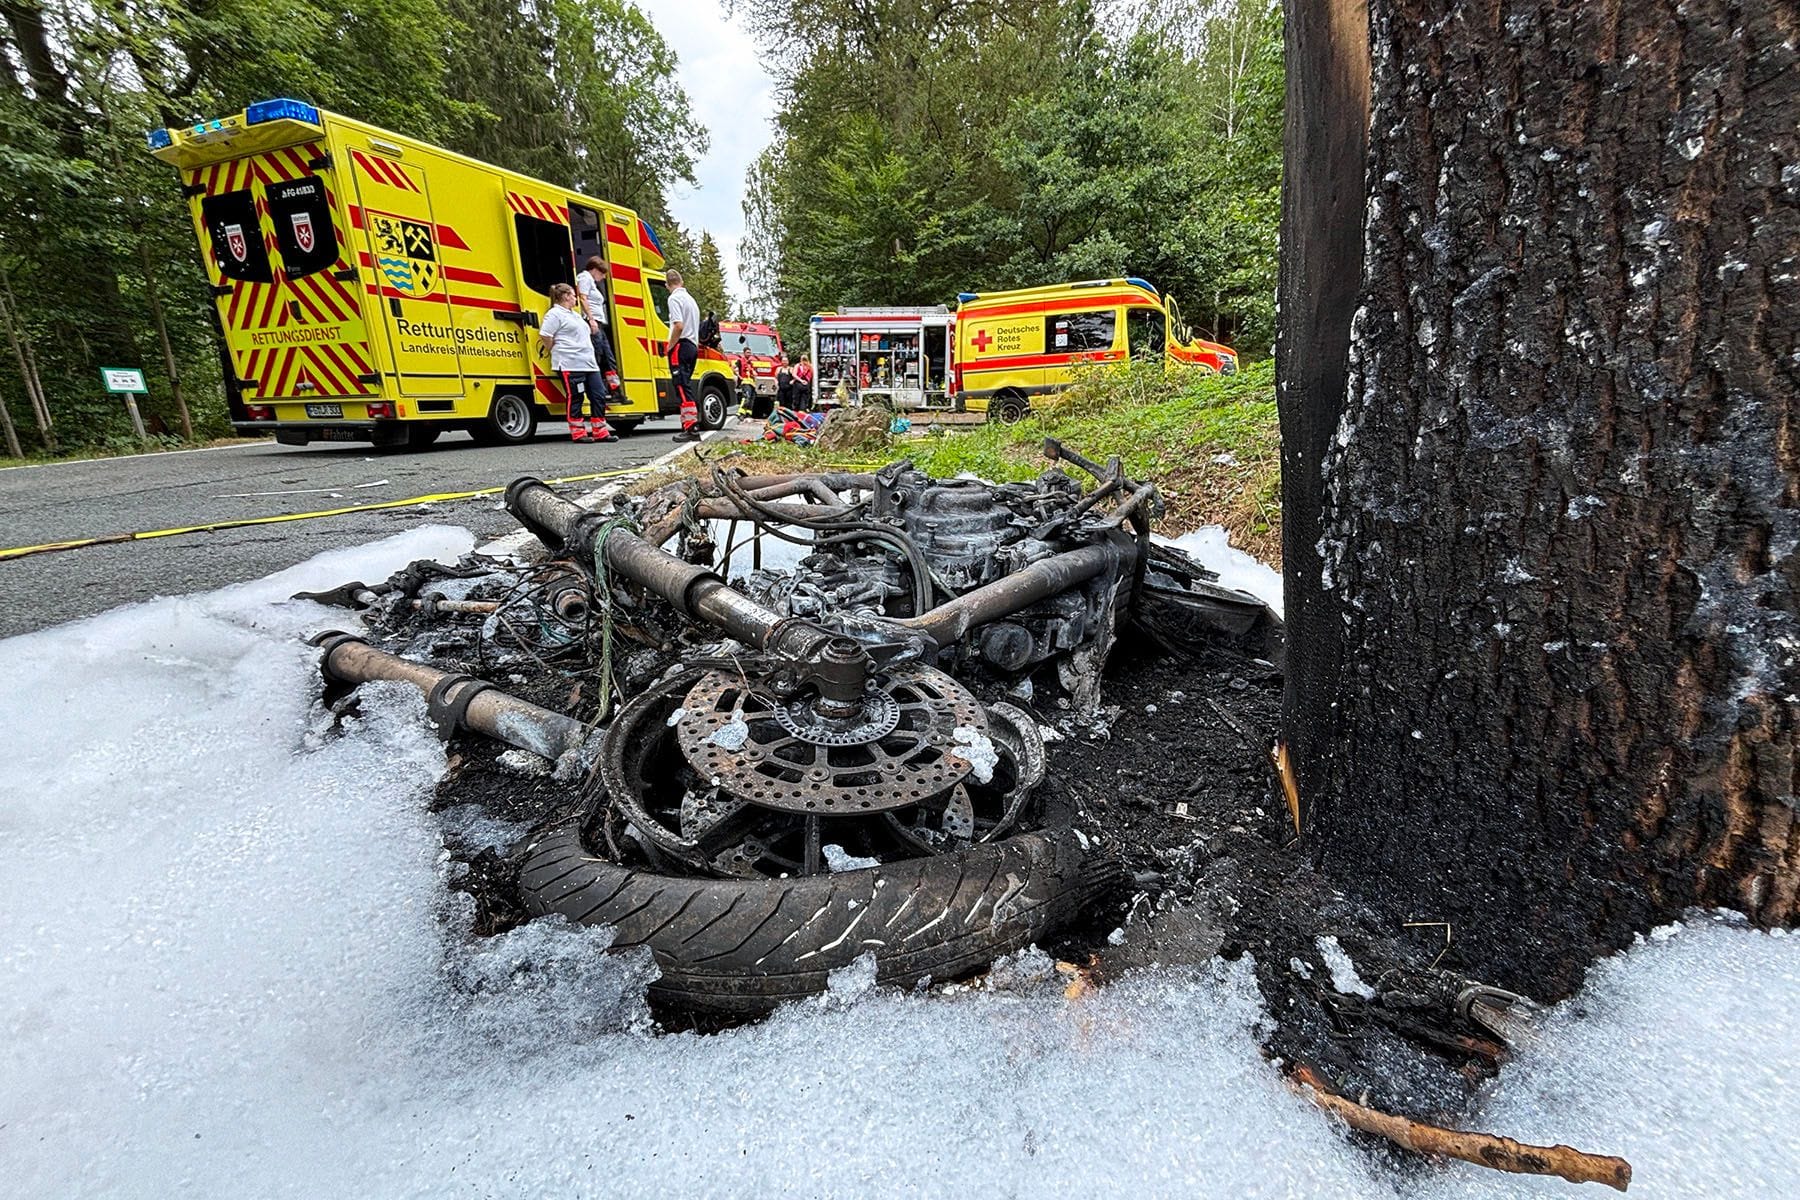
[305,403,343,418]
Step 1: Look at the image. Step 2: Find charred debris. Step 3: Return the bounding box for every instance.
[300,443,1562,1134]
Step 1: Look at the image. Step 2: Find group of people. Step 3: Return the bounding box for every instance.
[538,260,707,444]
[542,262,835,447]
[735,350,816,419]
[537,256,628,443]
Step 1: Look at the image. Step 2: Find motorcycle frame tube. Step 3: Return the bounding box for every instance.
[507,478,789,648]
[894,543,1119,645]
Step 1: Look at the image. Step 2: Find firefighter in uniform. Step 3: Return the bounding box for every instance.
[664,269,702,441]
[540,282,615,442]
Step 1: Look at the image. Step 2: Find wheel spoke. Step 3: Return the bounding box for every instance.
[803,816,821,876]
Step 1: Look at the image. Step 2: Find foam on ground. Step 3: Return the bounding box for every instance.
[3,532,1796,1198]
[1156,525,1284,617]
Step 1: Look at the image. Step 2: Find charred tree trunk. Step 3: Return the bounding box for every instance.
[1278,0,1371,831]
[1281,0,1799,998]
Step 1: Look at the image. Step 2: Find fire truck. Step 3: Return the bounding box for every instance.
[146,98,739,447]
[808,307,955,410]
[718,320,785,414]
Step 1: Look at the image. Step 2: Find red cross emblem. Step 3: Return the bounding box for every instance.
[971,328,993,353]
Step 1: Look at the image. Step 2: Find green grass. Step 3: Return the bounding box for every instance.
[719,360,1282,562]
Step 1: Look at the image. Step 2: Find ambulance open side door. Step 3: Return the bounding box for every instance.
[349,145,462,396]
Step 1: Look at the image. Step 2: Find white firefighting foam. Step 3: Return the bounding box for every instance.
[1,531,1794,1198]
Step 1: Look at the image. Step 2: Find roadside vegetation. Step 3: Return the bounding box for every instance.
[717,361,1282,564]
[739,0,1282,356]
[1,0,1278,463]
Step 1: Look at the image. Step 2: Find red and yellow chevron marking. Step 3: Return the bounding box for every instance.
[507,191,569,224]
[350,149,420,192]
[531,364,568,405]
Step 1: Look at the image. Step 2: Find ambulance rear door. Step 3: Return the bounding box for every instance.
[189,144,376,405]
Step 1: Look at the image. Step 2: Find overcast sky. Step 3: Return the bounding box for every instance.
[642,0,776,310]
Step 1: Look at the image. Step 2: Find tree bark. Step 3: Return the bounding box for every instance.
[1282,0,1799,998]
[0,377,23,458]
[0,270,56,451]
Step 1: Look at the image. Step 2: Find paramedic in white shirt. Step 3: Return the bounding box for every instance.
[539,282,614,442]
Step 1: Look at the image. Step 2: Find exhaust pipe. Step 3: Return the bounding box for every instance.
[312,631,588,764]
[504,478,871,705]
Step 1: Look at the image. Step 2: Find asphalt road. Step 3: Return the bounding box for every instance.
[0,419,727,640]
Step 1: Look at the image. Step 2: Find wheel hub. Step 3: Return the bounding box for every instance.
[772,689,901,746]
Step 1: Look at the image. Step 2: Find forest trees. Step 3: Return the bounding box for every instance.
[736,0,1282,350]
[1279,0,1798,998]
[0,0,704,452]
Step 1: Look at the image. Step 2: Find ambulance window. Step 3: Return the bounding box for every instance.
[1043,311,1115,354]
[515,213,574,296]
[265,176,337,279]
[648,277,671,328]
[1126,308,1166,359]
[200,190,273,283]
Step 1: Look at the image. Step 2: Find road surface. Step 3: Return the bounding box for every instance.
[0,420,729,640]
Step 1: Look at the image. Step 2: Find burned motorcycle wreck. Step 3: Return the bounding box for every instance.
[309,443,1281,1015]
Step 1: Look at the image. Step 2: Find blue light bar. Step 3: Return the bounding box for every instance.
[957,292,978,303]
[145,128,173,150]
[1124,276,1159,295]
[245,98,320,126]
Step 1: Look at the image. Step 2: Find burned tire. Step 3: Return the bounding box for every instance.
[518,823,1123,1015]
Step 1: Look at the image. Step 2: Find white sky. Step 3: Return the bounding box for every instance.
[642,0,777,311]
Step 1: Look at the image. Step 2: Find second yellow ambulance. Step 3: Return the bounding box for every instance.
[953,278,1238,421]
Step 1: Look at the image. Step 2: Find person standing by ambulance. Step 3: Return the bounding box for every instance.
[664,268,702,442]
[540,283,615,443]
[576,257,622,406]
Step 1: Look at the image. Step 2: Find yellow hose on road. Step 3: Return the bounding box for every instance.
[0,465,652,562]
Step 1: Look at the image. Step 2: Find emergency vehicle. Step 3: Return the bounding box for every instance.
[953,279,1237,421]
[719,320,785,410]
[146,98,738,447]
[809,307,955,410]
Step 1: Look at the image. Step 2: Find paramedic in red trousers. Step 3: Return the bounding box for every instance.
[664,268,702,441]
[540,282,615,442]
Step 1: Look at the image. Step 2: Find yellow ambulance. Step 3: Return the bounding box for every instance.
[952,278,1238,421]
[147,98,738,447]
